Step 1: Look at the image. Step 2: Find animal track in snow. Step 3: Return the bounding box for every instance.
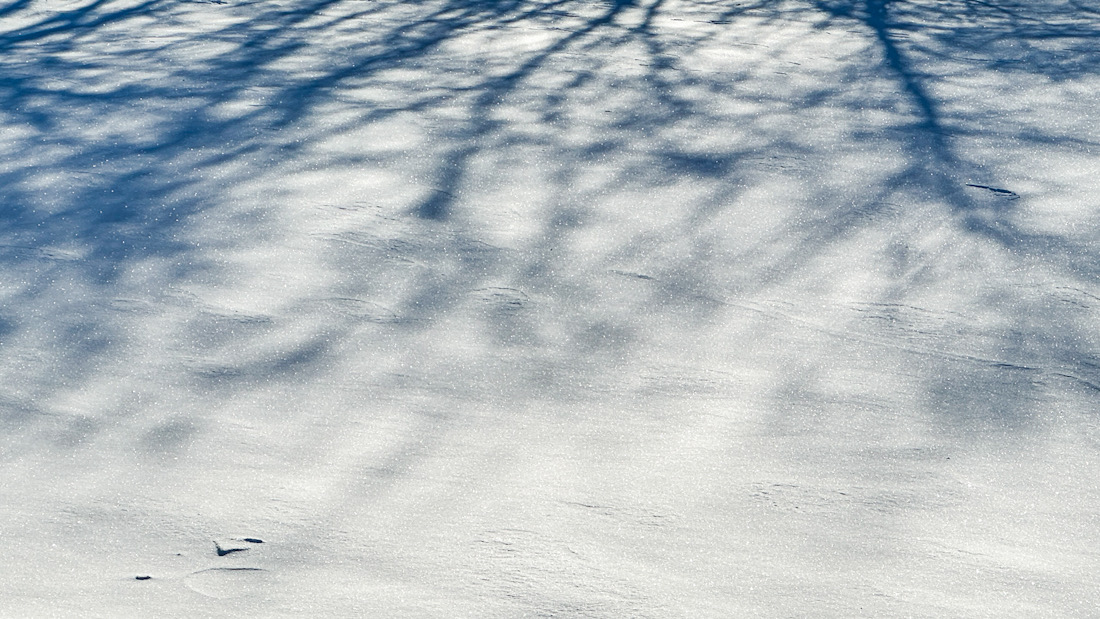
[1053,286,1100,310]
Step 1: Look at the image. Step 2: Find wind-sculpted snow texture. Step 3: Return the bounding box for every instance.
[2,0,1099,616]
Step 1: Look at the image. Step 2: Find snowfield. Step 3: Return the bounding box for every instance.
[2,0,1099,616]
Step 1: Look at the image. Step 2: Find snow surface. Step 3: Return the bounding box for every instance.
[2,0,1100,615]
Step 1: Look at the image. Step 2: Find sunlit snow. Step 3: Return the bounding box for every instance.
[2,0,1099,616]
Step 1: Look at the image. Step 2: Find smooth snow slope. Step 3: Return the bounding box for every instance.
[2,0,1099,616]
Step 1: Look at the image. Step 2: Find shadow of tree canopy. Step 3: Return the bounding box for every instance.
[1,0,1099,458]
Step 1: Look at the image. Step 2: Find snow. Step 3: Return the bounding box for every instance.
[2,0,1100,616]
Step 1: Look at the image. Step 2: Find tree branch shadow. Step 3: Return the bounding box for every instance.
[1,0,1098,466]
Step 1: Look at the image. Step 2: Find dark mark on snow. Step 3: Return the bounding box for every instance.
[966,183,1019,199]
[188,567,267,578]
[610,269,653,280]
[240,538,264,544]
[135,575,152,581]
[214,541,248,557]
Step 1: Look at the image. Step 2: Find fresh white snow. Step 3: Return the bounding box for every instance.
[2,0,1099,616]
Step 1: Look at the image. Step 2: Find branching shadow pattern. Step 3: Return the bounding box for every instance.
[0,0,1098,472]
